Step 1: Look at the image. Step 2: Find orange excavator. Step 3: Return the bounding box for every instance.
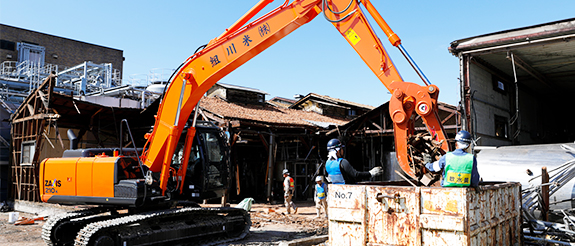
[40,0,449,245]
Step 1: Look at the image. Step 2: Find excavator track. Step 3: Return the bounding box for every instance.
[73,206,250,246]
[42,207,114,246]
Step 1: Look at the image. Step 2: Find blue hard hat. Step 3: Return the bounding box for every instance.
[455,130,472,143]
[327,138,344,150]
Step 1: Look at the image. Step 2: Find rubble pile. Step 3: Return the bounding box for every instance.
[522,144,575,245]
[249,209,328,232]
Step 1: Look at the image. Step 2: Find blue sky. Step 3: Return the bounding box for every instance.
[1,1,574,107]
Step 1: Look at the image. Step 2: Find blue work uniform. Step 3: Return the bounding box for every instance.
[326,158,372,184]
[316,182,327,200]
[425,149,480,187]
[326,158,345,184]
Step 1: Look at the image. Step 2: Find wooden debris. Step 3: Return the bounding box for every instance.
[407,132,446,186]
[14,216,44,225]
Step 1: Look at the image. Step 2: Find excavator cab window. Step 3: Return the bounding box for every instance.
[203,132,223,162]
[200,131,225,189]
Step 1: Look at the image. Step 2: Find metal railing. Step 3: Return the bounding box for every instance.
[0,61,173,109]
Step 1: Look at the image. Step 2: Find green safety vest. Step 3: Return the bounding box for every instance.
[443,152,474,187]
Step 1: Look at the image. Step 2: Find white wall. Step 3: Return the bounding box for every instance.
[468,63,512,146]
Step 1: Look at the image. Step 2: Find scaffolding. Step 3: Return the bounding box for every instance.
[56,61,121,94]
[0,60,120,95]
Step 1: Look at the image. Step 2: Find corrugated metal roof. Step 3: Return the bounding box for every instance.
[449,17,575,95]
[450,18,575,53]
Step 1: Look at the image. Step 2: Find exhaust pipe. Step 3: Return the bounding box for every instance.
[67,129,78,150]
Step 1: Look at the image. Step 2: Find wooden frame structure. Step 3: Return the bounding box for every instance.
[10,73,58,202]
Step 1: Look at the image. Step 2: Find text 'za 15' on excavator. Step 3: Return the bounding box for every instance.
[39,0,449,245]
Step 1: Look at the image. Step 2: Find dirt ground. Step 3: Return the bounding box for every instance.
[0,200,328,246]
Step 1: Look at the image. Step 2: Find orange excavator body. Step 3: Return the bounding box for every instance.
[40,0,449,219]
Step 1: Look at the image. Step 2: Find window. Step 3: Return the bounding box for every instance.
[0,40,15,51]
[497,81,505,91]
[492,75,507,94]
[348,109,357,116]
[21,141,36,165]
[494,115,508,139]
[203,132,224,188]
[203,132,223,162]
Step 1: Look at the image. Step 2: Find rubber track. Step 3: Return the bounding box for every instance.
[74,207,251,246]
[42,207,112,246]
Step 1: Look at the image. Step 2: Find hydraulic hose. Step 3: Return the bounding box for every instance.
[322,0,357,23]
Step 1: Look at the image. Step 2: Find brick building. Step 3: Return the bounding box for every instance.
[0,24,123,73]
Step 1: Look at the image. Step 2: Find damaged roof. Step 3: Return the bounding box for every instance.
[335,100,459,136]
[214,82,269,95]
[199,96,348,128]
[10,74,157,133]
[267,96,296,108]
[289,93,375,110]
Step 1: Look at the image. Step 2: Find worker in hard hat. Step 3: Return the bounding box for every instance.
[325,138,383,184]
[314,175,328,218]
[423,130,481,188]
[282,169,297,214]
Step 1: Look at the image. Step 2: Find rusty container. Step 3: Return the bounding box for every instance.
[328,182,521,246]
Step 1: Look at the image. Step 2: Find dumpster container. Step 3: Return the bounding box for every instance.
[328,181,521,246]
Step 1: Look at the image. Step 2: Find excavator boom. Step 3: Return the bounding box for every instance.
[40,1,450,245]
[141,0,449,185]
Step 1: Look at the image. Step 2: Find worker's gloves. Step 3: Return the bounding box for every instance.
[369,166,383,177]
[422,153,432,164]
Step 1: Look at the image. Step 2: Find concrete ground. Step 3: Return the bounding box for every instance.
[0,200,328,246]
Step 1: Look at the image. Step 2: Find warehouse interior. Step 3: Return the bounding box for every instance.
[450,18,575,146]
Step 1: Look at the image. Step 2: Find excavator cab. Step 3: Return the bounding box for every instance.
[169,120,230,202]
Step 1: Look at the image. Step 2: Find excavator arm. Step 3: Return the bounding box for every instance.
[38,1,451,244]
[141,0,450,193]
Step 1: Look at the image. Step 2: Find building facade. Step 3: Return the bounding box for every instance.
[0,24,123,74]
[450,18,575,146]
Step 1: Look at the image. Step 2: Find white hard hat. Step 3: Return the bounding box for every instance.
[315,176,323,182]
[282,169,289,175]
